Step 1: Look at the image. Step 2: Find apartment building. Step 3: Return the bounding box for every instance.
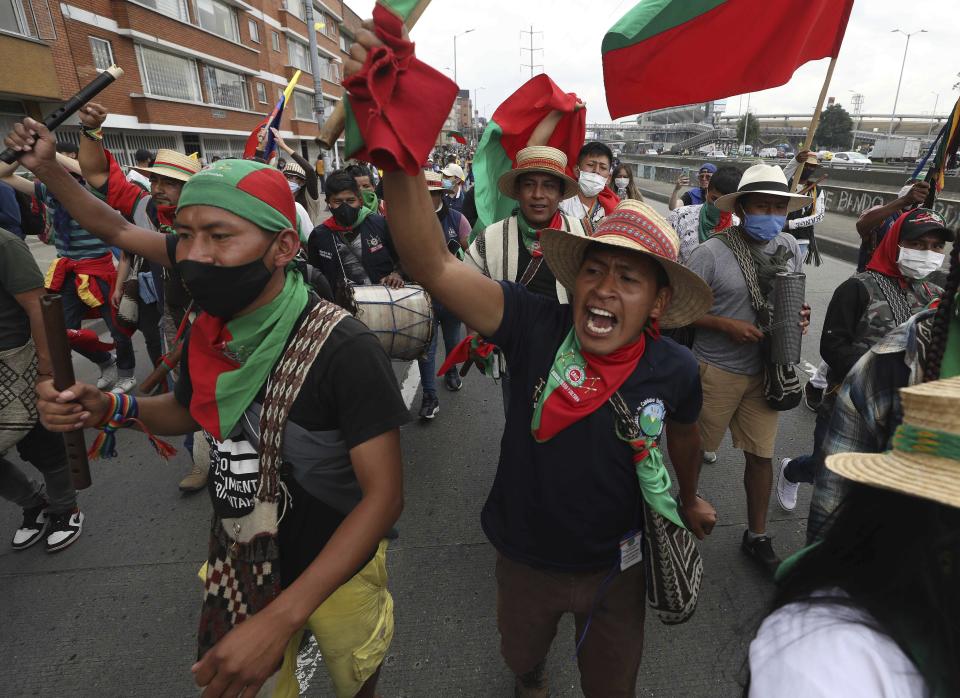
[0,0,362,166]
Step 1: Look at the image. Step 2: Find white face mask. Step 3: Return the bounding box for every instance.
[897,246,944,279]
[577,171,607,198]
[287,180,301,194]
[614,177,629,189]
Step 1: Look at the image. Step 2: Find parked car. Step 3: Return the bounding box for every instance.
[758,147,779,158]
[816,150,834,161]
[706,150,727,158]
[832,151,872,166]
[644,149,659,155]
[782,150,796,159]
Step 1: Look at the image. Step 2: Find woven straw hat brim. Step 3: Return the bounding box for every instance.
[826,450,960,509]
[539,228,714,329]
[498,167,579,201]
[133,149,199,183]
[132,165,194,183]
[713,189,813,214]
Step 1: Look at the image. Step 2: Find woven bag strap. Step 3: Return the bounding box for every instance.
[717,228,766,315]
[257,300,350,500]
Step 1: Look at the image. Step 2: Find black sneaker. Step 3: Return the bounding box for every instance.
[803,382,824,412]
[444,370,463,392]
[418,394,440,420]
[45,509,84,553]
[12,501,48,550]
[741,531,782,576]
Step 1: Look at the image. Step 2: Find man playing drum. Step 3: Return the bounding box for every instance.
[346,23,717,695]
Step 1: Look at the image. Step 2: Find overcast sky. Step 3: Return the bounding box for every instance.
[347,0,958,123]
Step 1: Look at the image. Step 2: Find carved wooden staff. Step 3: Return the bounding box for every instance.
[317,0,432,149]
[40,295,91,489]
[0,65,124,164]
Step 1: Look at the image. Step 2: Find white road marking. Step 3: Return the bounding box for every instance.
[400,361,421,409]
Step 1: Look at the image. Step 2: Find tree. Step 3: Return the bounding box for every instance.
[736,113,760,147]
[813,104,853,150]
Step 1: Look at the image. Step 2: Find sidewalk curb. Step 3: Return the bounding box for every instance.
[638,186,859,267]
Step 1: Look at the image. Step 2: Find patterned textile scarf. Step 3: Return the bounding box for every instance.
[531,327,648,442]
[696,201,732,243]
[516,209,563,257]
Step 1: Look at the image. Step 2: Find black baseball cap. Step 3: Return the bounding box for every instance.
[899,208,955,242]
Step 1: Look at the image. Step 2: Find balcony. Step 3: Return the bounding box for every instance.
[0,0,60,99]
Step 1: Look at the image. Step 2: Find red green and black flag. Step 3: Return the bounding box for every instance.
[472,74,585,233]
[447,130,467,144]
[342,0,457,174]
[602,0,855,119]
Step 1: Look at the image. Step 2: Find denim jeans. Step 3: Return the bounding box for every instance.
[417,302,463,397]
[784,397,832,484]
[60,272,135,371]
[0,422,75,514]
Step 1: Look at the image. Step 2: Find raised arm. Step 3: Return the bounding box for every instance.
[3,118,170,266]
[76,101,110,189]
[274,128,318,200]
[0,152,81,196]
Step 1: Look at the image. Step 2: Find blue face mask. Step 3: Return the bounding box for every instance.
[742,213,787,241]
[442,178,455,191]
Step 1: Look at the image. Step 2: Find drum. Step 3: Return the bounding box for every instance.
[347,284,435,360]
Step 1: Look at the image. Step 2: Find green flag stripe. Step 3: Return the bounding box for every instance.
[377,0,422,22]
[602,0,727,53]
[470,118,517,237]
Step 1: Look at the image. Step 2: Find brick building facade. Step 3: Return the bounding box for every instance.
[0,0,363,166]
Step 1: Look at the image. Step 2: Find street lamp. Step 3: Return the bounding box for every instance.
[928,91,940,136]
[453,29,475,85]
[888,28,927,134]
[473,86,486,143]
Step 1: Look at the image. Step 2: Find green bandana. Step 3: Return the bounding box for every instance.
[697,201,722,243]
[515,211,541,255]
[177,159,295,233]
[940,291,960,379]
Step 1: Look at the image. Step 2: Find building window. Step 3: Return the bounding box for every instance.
[203,65,247,110]
[255,82,267,104]
[287,39,310,72]
[271,30,280,52]
[89,37,115,72]
[317,57,339,84]
[319,12,336,39]
[339,31,352,53]
[285,0,304,20]
[0,0,30,36]
[137,0,189,23]
[247,19,259,43]
[194,0,238,41]
[293,91,314,121]
[136,45,201,102]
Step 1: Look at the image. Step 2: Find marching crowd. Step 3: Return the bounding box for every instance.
[0,19,958,698]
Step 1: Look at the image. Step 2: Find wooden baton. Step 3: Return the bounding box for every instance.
[139,342,183,395]
[317,0,432,150]
[39,294,91,490]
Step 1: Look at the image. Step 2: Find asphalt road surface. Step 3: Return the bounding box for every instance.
[0,200,857,696]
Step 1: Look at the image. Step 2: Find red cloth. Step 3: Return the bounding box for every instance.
[104,149,148,220]
[67,328,114,353]
[597,187,620,214]
[45,254,116,308]
[437,334,495,377]
[494,74,586,179]
[866,209,907,284]
[603,0,855,119]
[342,4,458,175]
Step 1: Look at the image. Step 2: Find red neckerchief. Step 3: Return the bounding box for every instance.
[323,217,353,233]
[597,186,621,214]
[866,209,908,285]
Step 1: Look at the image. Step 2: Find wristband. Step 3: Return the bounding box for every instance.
[88,392,176,460]
[81,126,103,141]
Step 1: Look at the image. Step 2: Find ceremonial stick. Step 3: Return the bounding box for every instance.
[0,66,124,164]
[317,0,432,150]
[139,343,182,395]
[39,294,91,490]
[791,56,837,192]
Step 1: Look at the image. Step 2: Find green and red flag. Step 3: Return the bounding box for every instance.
[602,0,855,119]
[472,74,585,233]
[447,130,467,144]
[342,0,456,174]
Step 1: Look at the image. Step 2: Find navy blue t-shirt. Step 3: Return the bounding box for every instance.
[483,282,702,572]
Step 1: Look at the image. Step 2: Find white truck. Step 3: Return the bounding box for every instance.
[868,137,922,162]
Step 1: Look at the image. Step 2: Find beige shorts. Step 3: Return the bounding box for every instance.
[697,362,779,459]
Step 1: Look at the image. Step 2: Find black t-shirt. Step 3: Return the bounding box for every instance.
[175,300,408,585]
[515,234,560,299]
[484,282,702,572]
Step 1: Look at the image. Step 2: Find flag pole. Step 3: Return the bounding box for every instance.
[791,55,838,190]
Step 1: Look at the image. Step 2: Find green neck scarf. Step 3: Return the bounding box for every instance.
[697,201,722,243]
[940,290,960,379]
[188,269,309,440]
[515,211,540,255]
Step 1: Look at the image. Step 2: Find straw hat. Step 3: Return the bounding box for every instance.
[498,146,579,200]
[282,160,306,179]
[539,200,714,329]
[424,170,444,191]
[132,148,200,183]
[714,163,813,213]
[826,376,960,509]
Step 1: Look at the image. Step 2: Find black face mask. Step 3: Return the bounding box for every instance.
[176,238,276,319]
[331,203,360,227]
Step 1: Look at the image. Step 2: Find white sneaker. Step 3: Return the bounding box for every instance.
[776,457,800,512]
[111,377,137,395]
[96,358,118,390]
[702,451,718,464]
[45,509,84,552]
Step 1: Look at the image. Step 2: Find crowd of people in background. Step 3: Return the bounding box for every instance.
[0,22,957,696]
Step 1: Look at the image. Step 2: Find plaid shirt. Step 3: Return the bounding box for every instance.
[808,309,933,539]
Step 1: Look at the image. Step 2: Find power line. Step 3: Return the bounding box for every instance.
[520,26,543,78]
